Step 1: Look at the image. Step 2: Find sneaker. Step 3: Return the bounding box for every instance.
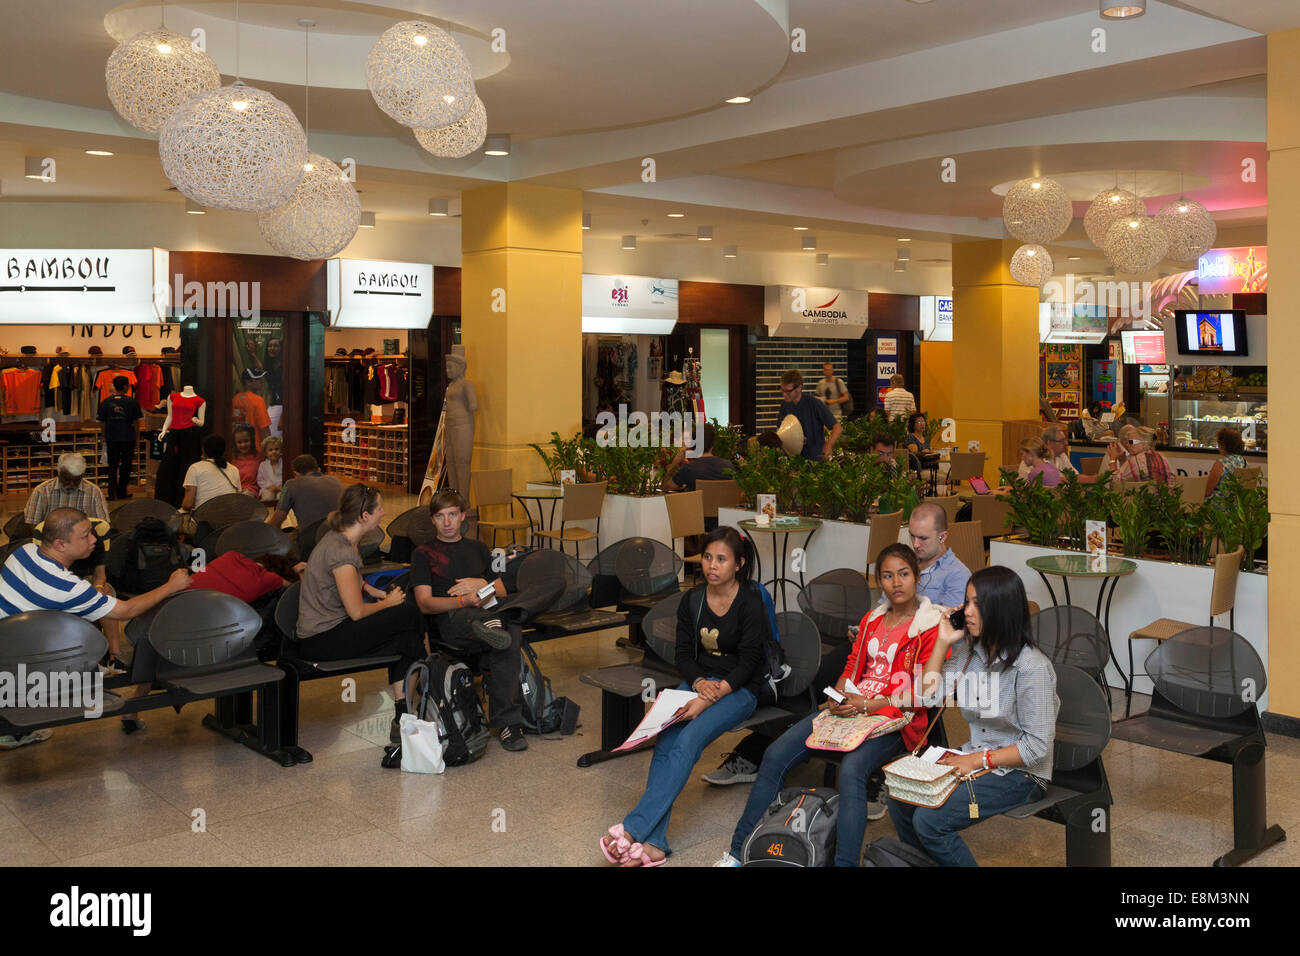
[470,618,512,651]
[498,724,528,752]
[389,717,401,744]
[702,752,758,786]
[121,716,145,735]
[0,729,53,750]
[100,655,129,676]
[712,852,742,867]
[867,783,889,821]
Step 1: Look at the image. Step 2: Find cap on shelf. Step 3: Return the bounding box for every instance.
[88,346,103,355]
[122,346,136,355]
[20,346,37,355]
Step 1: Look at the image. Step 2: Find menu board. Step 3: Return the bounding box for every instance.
[1042,344,1083,420]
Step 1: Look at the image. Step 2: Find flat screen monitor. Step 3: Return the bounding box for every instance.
[1174,310,1248,357]
[1121,330,1167,365]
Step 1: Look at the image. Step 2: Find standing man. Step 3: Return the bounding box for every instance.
[815,363,852,422]
[1019,425,1078,480]
[905,501,972,608]
[778,370,841,461]
[97,375,143,501]
[883,373,917,420]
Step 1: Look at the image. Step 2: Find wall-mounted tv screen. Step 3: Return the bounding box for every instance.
[1174,310,1248,357]
[1121,330,1167,365]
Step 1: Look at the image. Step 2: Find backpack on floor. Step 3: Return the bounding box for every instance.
[110,516,186,594]
[404,652,490,767]
[861,836,939,868]
[689,580,789,703]
[741,787,840,867]
[518,640,579,735]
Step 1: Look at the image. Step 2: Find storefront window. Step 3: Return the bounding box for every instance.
[699,328,730,425]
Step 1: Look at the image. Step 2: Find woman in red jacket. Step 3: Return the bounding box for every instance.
[716,543,942,867]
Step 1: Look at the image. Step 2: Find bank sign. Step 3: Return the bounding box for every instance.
[919,296,953,342]
[0,249,168,324]
[764,286,869,338]
[327,258,434,329]
[582,274,679,333]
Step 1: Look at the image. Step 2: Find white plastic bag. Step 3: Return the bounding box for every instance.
[399,712,445,774]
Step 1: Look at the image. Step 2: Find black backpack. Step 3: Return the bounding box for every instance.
[741,787,840,867]
[404,652,490,766]
[689,581,789,704]
[518,640,579,735]
[861,837,939,868]
[112,516,185,594]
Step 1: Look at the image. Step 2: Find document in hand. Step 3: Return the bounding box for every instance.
[614,688,698,752]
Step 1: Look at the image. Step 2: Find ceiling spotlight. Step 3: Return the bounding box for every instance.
[801,235,816,250]
[1100,0,1145,18]
[185,198,205,214]
[359,212,376,228]
[484,134,510,156]
[23,156,51,180]
[85,149,114,157]
[722,245,738,258]
[793,226,808,231]
[725,96,751,104]
[666,212,685,218]
[816,253,829,266]
[894,260,908,272]
[622,235,637,250]
[582,212,591,230]
[896,247,911,261]
[896,237,911,242]
[697,226,713,241]
[1067,256,1081,261]
[428,198,449,216]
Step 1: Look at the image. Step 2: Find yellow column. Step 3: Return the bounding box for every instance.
[1266,31,1300,722]
[460,183,583,487]
[951,239,1041,480]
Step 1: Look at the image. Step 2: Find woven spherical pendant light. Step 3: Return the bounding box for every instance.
[1155,196,1216,263]
[367,20,475,129]
[257,154,361,260]
[414,96,487,158]
[1103,214,1169,274]
[1002,177,1073,244]
[159,85,307,212]
[1084,187,1144,248]
[1010,244,1054,287]
[105,28,221,134]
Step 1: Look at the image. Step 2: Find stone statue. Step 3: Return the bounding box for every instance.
[444,353,477,495]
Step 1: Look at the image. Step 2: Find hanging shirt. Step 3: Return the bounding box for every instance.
[377,364,400,402]
[95,368,137,402]
[232,390,271,431]
[2,367,43,416]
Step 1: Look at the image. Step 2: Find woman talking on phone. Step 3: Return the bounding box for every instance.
[716,543,942,867]
[890,565,1058,866]
[600,526,765,867]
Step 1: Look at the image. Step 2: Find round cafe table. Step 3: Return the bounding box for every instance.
[1025,553,1138,707]
[737,517,822,612]
[512,487,565,542]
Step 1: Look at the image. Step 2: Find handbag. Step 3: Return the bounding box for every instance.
[398,713,445,774]
[806,709,909,753]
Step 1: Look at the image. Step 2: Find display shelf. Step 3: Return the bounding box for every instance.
[0,426,149,494]
[323,420,408,488]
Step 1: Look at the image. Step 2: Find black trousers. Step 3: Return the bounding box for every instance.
[297,602,428,686]
[154,428,202,506]
[434,610,524,728]
[107,440,135,499]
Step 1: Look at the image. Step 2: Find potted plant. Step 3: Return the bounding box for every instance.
[997,469,1061,547]
[583,441,664,497]
[1108,482,1156,558]
[1207,474,1269,570]
[1055,471,1112,551]
[836,453,889,523]
[708,418,745,464]
[529,431,585,482]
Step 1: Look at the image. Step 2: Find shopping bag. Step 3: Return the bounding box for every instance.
[399,713,445,774]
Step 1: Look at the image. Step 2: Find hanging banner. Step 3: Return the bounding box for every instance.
[327,258,434,329]
[919,296,953,342]
[582,274,678,333]
[0,249,168,324]
[1197,247,1267,295]
[763,286,869,338]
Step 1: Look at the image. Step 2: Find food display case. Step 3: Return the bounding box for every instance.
[1169,365,1267,452]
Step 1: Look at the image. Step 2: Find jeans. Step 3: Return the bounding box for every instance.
[729,712,903,866]
[623,681,757,854]
[888,769,1041,866]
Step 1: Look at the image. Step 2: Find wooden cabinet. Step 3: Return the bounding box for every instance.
[323,421,409,489]
[1,426,148,495]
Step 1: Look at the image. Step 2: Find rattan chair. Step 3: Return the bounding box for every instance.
[1174,473,1209,504]
[923,494,961,527]
[866,510,903,588]
[664,490,705,572]
[948,452,986,485]
[534,481,606,559]
[945,519,985,574]
[472,468,531,547]
[697,478,742,524]
[970,494,1013,537]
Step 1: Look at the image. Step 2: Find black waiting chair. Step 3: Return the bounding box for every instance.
[1003,662,1113,866]
[384,506,437,563]
[1030,606,1114,708]
[588,537,683,648]
[517,548,625,641]
[213,520,293,560]
[1111,627,1285,866]
[271,581,402,766]
[315,519,385,566]
[0,612,124,732]
[192,493,267,549]
[294,517,325,563]
[730,609,823,734]
[110,498,181,535]
[0,536,33,567]
[797,568,872,645]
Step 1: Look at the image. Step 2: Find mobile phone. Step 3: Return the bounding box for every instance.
[948,607,966,630]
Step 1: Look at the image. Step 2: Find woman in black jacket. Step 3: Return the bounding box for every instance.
[600,526,767,866]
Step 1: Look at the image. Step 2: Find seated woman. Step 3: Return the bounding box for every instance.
[231,424,261,496]
[181,434,242,511]
[1205,426,1247,500]
[294,484,428,744]
[257,435,284,504]
[716,543,942,867]
[601,526,765,866]
[1099,424,1175,487]
[1019,436,1062,487]
[890,565,1058,867]
[905,413,931,454]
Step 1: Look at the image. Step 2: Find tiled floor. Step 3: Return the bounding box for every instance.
[3,621,1299,867]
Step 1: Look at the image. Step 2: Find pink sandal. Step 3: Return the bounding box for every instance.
[622,842,667,867]
[599,824,633,864]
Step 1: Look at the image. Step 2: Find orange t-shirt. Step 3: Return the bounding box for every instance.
[2,368,42,415]
[232,391,271,431]
[95,368,137,402]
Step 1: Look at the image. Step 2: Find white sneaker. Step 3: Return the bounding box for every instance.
[0,729,53,750]
[867,783,889,821]
[702,752,758,786]
[712,852,742,867]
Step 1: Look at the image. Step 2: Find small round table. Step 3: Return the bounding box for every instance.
[737,517,822,611]
[512,487,565,542]
[1025,553,1138,706]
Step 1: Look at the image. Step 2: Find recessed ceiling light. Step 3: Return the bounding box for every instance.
[84,149,114,157]
[697,226,713,241]
[1100,0,1145,19]
[793,226,809,231]
[896,247,911,261]
[666,212,685,218]
[185,198,205,215]
[1067,256,1081,260]
[582,212,591,230]
[896,237,911,242]
[484,134,510,156]
[23,156,50,180]
[725,96,751,104]
[801,235,817,250]
[359,212,376,228]
[622,235,637,250]
[895,260,908,272]
[428,198,448,216]
[723,245,738,258]
[816,253,829,266]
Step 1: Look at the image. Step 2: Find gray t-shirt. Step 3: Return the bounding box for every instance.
[297,530,362,638]
[279,472,343,530]
[815,377,847,420]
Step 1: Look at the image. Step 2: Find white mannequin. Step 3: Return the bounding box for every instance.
[159,386,206,440]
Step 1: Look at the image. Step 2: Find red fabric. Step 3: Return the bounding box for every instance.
[95,368,137,401]
[136,364,160,408]
[2,368,43,415]
[233,454,260,493]
[841,611,941,751]
[232,391,271,431]
[190,551,283,604]
[168,392,204,430]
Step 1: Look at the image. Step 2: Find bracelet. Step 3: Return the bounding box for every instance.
[983,749,993,770]
[456,594,463,607]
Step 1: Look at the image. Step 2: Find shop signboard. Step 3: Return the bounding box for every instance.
[919,296,953,342]
[1196,246,1267,296]
[582,274,678,333]
[327,258,434,329]
[763,285,869,338]
[0,248,168,324]
[1039,302,1107,344]
[1092,359,1117,407]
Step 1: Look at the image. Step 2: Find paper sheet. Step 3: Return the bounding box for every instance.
[615,689,698,751]
[920,746,962,763]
